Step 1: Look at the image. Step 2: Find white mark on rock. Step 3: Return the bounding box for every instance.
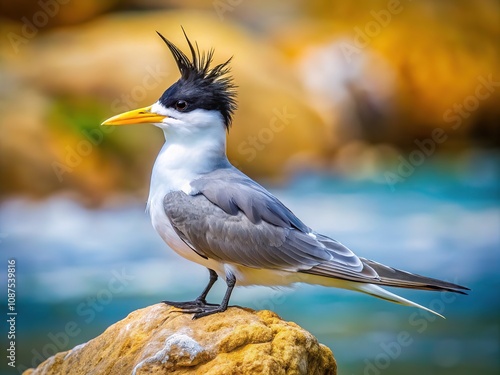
[64,341,88,360]
[132,333,204,374]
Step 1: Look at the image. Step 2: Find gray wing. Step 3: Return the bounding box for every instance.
[163,167,380,281]
[164,190,330,271]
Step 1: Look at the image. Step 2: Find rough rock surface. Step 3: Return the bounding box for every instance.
[23,304,336,375]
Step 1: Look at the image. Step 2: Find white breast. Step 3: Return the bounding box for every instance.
[149,189,192,257]
[146,140,225,274]
[148,187,225,273]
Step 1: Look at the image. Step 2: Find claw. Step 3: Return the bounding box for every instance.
[162,270,234,319]
[162,299,227,319]
[192,305,226,319]
[162,298,218,310]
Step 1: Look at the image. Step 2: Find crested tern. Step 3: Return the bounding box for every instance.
[102,31,468,319]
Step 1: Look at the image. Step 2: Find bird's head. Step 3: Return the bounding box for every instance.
[101,30,237,138]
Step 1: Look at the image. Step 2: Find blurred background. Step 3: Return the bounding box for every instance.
[0,0,499,374]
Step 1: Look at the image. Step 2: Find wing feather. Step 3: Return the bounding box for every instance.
[163,167,380,282]
[163,167,469,298]
[164,191,330,271]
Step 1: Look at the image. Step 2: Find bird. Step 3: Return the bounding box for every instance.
[101,30,468,319]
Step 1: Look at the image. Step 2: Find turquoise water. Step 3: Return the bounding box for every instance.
[1,157,499,374]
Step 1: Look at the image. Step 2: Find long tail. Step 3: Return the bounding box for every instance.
[301,255,469,318]
[360,258,469,295]
[353,283,446,318]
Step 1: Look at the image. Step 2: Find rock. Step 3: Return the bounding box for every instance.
[0,0,120,28]
[0,10,331,203]
[23,304,336,375]
[272,1,500,145]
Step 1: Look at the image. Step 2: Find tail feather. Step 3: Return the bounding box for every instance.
[360,258,470,294]
[353,283,446,318]
[300,254,470,318]
[304,258,469,294]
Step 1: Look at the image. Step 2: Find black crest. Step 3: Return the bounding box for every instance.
[156,30,237,129]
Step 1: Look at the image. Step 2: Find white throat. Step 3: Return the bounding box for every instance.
[146,110,229,211]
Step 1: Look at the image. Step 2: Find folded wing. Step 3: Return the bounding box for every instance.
[164,166,469,296]
[163,167,377,280]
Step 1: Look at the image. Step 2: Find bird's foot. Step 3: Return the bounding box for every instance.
[178,304,228,319]
[163,298,225,319]
[162,298,218,310]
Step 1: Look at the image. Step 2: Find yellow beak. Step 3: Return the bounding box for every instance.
[101,105,167,126]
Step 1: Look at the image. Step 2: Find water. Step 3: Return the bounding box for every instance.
[0,161,499,375]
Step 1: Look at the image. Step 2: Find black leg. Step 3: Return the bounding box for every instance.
[162,268,218,309]
[195,269,218,304]
[168,272,236,319]
[192,272,236,319]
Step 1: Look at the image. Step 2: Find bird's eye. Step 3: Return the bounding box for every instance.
[174,100,188,111]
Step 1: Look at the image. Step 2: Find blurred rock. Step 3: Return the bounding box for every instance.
[23,304,336,375]
[1,2,499,202]
[0,0,120,28]
[0,10,331,203]
[296,41,396,144]
[273,0,500,146]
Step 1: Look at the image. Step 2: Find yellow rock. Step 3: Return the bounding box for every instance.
[273,0,500,142]
[23,305,336,375]
[0,0,119,28]
[0,10,331,202]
